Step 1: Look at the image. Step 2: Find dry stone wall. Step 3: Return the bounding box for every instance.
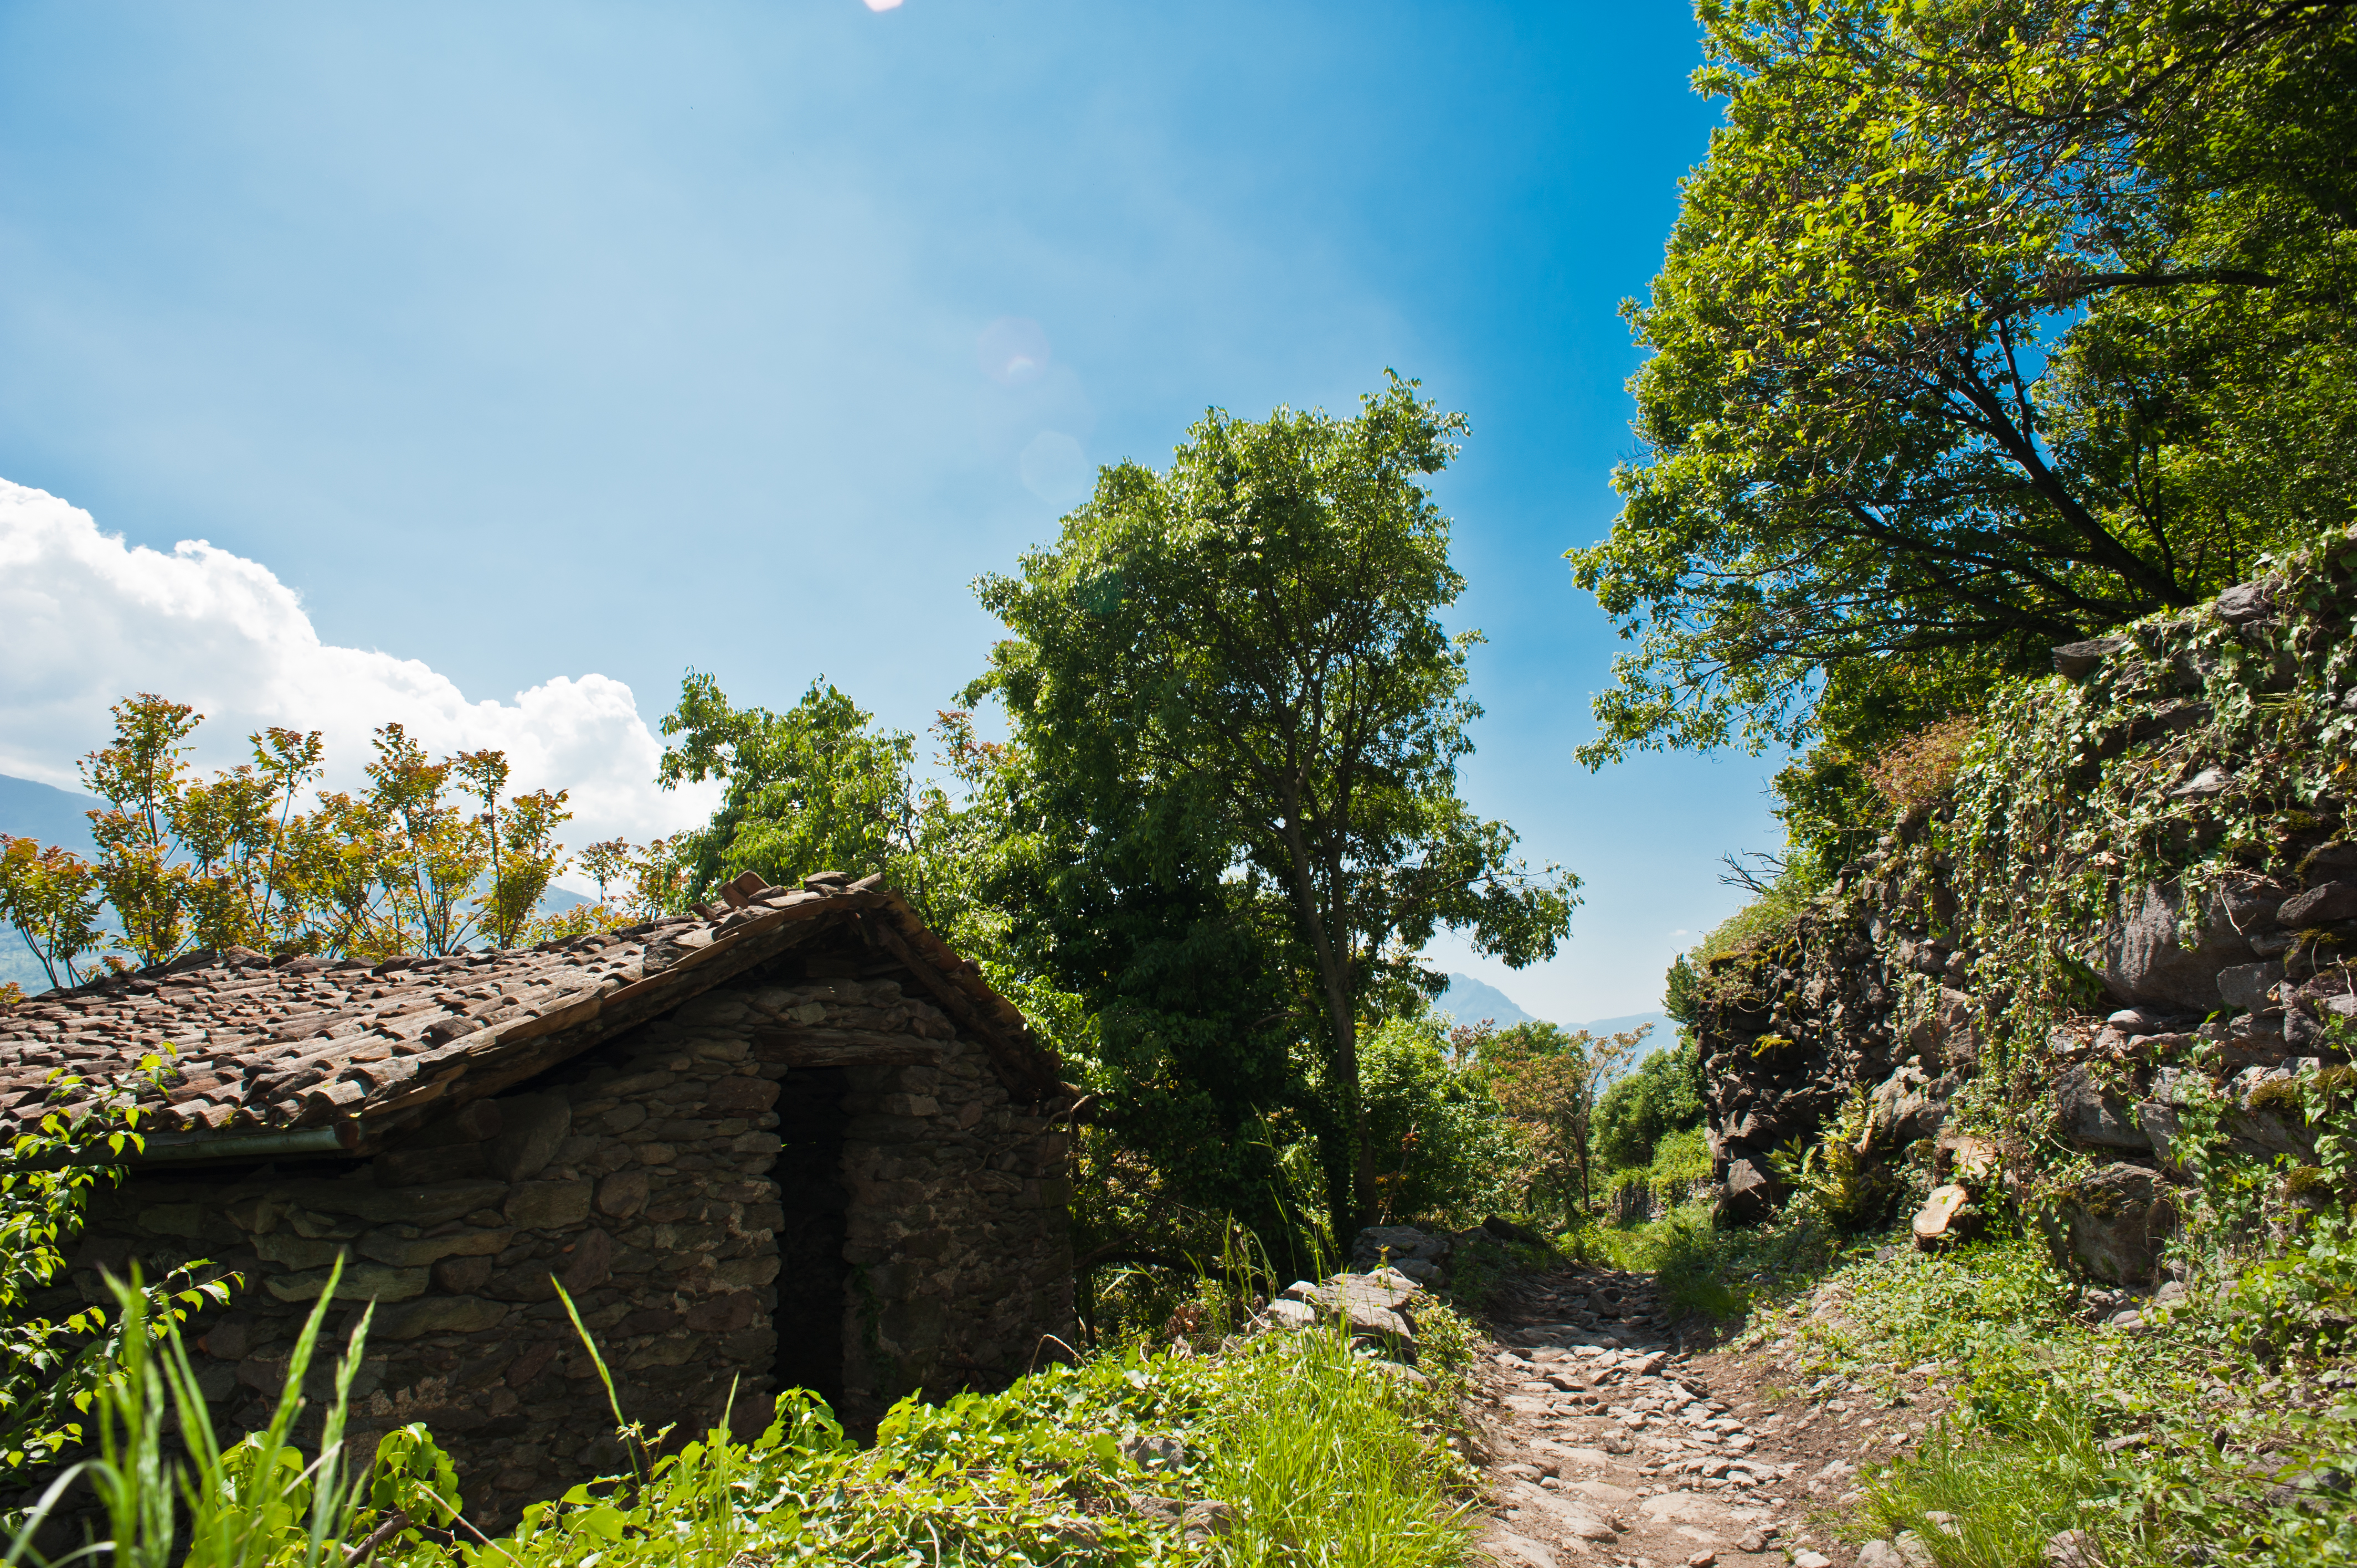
[1694,544,2357,1282]
[60,958,1074,1529]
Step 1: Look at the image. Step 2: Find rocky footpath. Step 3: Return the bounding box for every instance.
[1464,1259,1849,1568]
[1283,1223,1841,1567]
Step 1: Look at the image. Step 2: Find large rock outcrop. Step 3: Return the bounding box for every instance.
[1694,541,2357,1284]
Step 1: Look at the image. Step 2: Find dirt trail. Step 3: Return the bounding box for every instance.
[1464,1261,1941,1568]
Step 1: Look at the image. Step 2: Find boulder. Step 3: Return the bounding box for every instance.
[2135,1068,2195,1169]
[2214,579,2278,624]
[2217,960,2287,1011]
[1862,1064,1943,1154]
[1351,1224,1449,1272]
[1277,1271,1419,1358]
[2279,881,2357,928]
[2103,881,2255,1010]
[2225,1067,2315,1160]
[2053,636,2130,679]
[2046,1163,2176,1286]
[2300,842,2357,881]
[2219,876,2291,930]
[2055,1066,2150,1151]
[2170,767,2235,799]
[1721,1158,1779,1223]
[1483,1214,1547,1246]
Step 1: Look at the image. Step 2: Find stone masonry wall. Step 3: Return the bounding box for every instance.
[64,950,1074,1529]
[1694,551,2357,1283]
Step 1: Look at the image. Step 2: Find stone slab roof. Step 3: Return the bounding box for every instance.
[0,872,1067,1151]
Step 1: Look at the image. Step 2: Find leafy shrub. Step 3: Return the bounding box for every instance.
[1647,1126,1710,1186]
[1863,715,1981,816]
[2,1070,233,1476]
[1592,1040,1705,1171]
[1359,1015,1516,1224]
[1768,1089,1897,1232]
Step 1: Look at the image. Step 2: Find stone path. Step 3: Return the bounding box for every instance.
[1465,1262,1900,1568]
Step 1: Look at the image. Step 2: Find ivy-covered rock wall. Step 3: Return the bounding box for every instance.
[1696,530,2357,1280]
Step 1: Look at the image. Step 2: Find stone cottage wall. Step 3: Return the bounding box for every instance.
[68,960,1074,1529]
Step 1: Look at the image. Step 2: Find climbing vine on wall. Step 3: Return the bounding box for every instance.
[1903,528,2357,1164]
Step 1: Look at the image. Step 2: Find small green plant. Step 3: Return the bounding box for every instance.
[10,1257,460,1568]
[1205,1311,1473,1568]
[1768,1089,1897,1232]
[2,1065,236,1476]
[1857,1412,2136,1568]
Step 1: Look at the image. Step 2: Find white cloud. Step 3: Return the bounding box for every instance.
[0,478,717,879]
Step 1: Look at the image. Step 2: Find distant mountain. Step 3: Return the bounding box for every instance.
[0,774,99,854]
[1433,981,1682,1055]
[1438,973,1538,1028]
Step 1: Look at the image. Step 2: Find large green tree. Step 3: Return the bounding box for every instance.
[1570,0,2357,777]
[972,375,1578,1245]
[656,675,924,905]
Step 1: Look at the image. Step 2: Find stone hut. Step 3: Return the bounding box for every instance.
[0,872,1077,1524]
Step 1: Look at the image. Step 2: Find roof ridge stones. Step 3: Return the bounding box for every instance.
[0,872,1068,1154]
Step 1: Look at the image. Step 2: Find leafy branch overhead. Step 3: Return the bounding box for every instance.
[1570,0,2357,768]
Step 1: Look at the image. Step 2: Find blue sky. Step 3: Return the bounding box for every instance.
[0,0,1785,1018]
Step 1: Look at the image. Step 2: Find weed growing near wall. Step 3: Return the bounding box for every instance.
[1739,1229,2357,1567]
[8,1266,1481,1568]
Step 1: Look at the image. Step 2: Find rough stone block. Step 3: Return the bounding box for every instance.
[505,1181,594,1231]
[433,1255,496,1294]
[2279,881,2357,928]
[359,1226,513,1267]
[274,1178,511,1227]
[596,1170,650,1218]
[264,1262,430,1303]
[490,1094,572,1183]
[375,1296,509,1340]
[256,1233,348,1270]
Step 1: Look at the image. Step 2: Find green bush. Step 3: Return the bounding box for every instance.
[1647,1126,1710,1187]
[2,1068,233,1476]
[1591,1039,1705,1172]
[1360,1014,1516,1224]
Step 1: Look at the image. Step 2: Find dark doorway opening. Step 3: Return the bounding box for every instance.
[770,1066,850,1415]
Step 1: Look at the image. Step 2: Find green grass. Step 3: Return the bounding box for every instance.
[1728,1224,2357,1567]
[1855,1413,2144,1568]
[1591,1201,1833,1321]
[1206,1324,1473,1568]
[9,1267,1480,1568]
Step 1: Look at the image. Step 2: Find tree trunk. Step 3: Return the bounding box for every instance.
[1274,806,1369,1254]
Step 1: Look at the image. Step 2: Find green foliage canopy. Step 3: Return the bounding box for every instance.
[1591,1038,1706,1174]
[972,375,1578,1245]
[656,675,921,904]
[1570,0,2357,768]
